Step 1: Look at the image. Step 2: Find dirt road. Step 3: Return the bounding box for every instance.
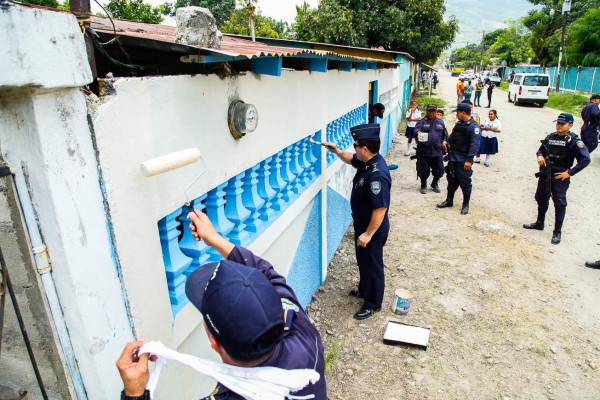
[313,70,600,399]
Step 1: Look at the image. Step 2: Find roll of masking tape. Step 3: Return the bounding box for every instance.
[140,148,202,177]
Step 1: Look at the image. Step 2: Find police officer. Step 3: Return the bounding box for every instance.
[414,104,447,194]
[324,124,391,320]
[580,94,600,153]
[523,113,590,244]
[437,102,481,215]
[116,211,326,400]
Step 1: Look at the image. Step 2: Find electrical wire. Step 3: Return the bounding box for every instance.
[91,0,132,63]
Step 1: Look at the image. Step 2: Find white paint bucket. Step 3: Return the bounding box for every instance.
[391,288,413,316]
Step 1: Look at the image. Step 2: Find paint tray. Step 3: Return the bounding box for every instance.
[383,320,430,350]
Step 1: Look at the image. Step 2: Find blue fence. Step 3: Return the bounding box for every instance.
[325,104,368,165]
[502,66,600,94]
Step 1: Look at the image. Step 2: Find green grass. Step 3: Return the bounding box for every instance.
[415,96,447,109]
[546,92,588,115]
[324,337,346,372]
[498,82,509,91]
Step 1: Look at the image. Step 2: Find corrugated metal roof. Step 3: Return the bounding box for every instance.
[90,16,397,65]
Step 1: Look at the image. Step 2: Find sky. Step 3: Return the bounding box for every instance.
[93,0,320,25]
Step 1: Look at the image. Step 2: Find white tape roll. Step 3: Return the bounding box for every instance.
[140,148,202,177]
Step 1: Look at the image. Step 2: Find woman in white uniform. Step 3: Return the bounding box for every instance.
[476,109,502,167]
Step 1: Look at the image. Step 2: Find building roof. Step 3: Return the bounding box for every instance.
[90,16,400,66]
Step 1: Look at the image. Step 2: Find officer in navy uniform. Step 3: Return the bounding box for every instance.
[436,102,481,215]
[523,113,590,244]
[324,124,391,320]
[580,94,600,153]
[116,211,326,400]
[414,103,447,194]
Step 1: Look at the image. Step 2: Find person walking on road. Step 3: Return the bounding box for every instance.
[484,79,494,108]
[523,113,590,244]
[456,79,465,104]
[433,72,439,89]
[474,109,502,167]
[580,94,600,153]
[474,79,484,107]
[414,104,447,194]
[404,100,422,156]
[436,103,481,215]
[464,80,474,102]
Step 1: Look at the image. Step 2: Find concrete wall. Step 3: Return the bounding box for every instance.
[0,3,407,399]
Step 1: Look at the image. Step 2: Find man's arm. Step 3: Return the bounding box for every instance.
[356,208,387,247]
[323,142,353,164]
[188,211,234,258]
[116,341,151,399]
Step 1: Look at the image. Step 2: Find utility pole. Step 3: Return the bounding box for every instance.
[555,0,572,91]
[479,31,485,72]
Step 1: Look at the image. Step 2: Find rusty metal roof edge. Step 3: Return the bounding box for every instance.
[226,34,415,61]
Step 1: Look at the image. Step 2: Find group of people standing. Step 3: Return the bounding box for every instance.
[457,77,494,108]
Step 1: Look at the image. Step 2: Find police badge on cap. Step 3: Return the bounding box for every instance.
[350,124,381,140]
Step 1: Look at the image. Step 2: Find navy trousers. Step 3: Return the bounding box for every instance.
[353,219,389,310]
[446,161,473,199]
[581,125,599,153]
[418,155,444,180]
[534,175,570,224]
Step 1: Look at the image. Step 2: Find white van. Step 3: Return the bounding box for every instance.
[508,73,551,107]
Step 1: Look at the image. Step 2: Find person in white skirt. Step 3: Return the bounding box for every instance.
[475,109,502,166]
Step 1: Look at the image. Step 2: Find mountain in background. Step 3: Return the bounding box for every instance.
[445,0,536,50]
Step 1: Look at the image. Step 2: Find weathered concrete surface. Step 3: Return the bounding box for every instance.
[175,7,222,48]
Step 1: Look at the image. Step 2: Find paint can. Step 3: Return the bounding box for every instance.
[391,288,413,316]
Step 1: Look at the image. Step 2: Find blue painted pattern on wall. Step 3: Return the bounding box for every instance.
[285,193,322,308]
[326,104,367,165]
[157,133,321,316]
[326,186,352,265]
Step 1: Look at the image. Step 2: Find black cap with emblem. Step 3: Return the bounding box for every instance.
[350,123,381,140]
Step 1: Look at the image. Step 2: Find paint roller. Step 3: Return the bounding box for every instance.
[140,147,206,212]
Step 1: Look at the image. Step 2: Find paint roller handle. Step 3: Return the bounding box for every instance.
[188,210,235,258]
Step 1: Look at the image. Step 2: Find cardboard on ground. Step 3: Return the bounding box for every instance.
[383,320,430,349]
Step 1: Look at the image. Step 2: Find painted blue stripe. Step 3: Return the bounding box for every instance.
[326,186,352,265]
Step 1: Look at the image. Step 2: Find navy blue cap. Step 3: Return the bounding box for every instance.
[451,103,471,113]
[591,94,600,100]
[186,260,284,359]
[350,123,380,140]
[554,113,574,124]
[426,103,438,110]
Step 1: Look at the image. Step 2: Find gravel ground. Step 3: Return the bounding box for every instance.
[310,71,600,400]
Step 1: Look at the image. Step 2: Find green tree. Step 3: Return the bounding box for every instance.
[164,0,235,26]
[566,8,600,66]
[293,0,458,62]
[104,0,165,23]
[450,44,481,68]
[523,0,596,67]
[488,20,534,66]
[221,8,289,38]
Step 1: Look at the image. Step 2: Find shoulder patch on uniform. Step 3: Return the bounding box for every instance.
[370,181,381,195]
[577,140,585,148]
[474,127,480,135]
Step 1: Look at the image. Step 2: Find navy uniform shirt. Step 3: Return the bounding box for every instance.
[414,117,447,157]
[201,246,326,400]
[581,102,600,132]
[448,118,481,163]
[350,153,392,222]
[536,131,590,176]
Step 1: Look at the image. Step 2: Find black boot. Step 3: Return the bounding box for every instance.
[436,195,454,208]
[585,260,600,269]
[461,194,470,215]
[430,178,441,193]
[552,221,563,244]
[523,213,545,230]
[420,179,427,194]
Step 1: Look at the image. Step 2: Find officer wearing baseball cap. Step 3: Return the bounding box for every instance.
[523,112,590,244]
[436,102,481,215]
[116,211,326,400]
[580,94,600,153]
[413,104,447,194]
[324,124,391,320]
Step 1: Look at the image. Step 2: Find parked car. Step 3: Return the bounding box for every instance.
[508,73,551,107]
[479,71,501,86]
[459,69,475,80]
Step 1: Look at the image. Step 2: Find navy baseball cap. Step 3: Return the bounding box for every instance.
[350,123,380,140]
[451,103,471,113]
[426,103,438,110]
[185,260,284,359]
[554,113,574,124]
